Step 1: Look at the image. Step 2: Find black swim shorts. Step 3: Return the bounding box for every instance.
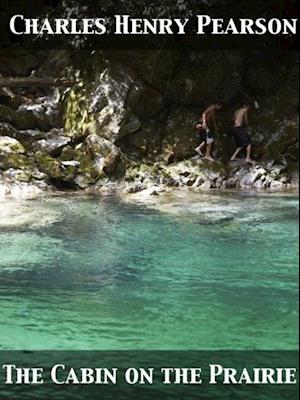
[206,131,215,144]
[233,126,251,147]
[197,127,206,143]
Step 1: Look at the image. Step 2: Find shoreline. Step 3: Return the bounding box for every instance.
[0,178,298,202]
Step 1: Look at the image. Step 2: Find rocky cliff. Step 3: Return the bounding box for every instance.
[0,49,298,197]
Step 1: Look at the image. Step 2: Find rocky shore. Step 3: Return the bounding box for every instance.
[0,50,298,199]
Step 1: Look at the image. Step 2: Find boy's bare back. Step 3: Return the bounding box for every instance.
[234,107,248,127]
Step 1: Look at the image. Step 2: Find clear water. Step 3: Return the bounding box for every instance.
[0,192,298,350]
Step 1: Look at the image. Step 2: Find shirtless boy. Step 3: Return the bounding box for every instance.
[195,102,223,161]
[230,103,255,164]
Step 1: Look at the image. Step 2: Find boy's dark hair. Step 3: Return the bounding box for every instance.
[241,100,251,107]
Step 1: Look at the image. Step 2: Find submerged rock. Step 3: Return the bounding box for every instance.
[0,182,45,200]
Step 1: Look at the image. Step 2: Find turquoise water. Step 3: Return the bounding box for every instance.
[0,192,298,350]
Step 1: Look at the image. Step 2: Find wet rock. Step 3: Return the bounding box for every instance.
[290,172,299,188]
[18,93,61,130]
[0,182,44,200]
[61,160,80,167]
[34,136,71,157]
[270,165,287,179]
[253,178,268,190]
[222,177,237,189]
[0,123,46,148]
[74,174,95,189]
[0,136,25,154]
[34,151,62,179]
[181,176,196,186]
[2,168,31,183]
[126,183,146,193]
[0,103,54,131]
[74,151,105,185]
[137,186,164,197]
[103,148,122,177]
[162,176,179,187]
[239,167,267,188]
[85,134,115,157]
[200,181,212,190]
[215,177,224,189]
[193,176,205,187]
[270,180,286,190]
[203,168,222,182]
[1,50,298,193]
[84,134,126,178]
[279,175,290,184]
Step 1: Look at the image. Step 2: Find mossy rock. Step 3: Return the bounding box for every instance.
[2,168,32,183]
[34,151,62,179]
[0,154,34,170]
[60,145,77,161]
[0,136,25,154]
[74,145,105,183]
[63,84,93,139]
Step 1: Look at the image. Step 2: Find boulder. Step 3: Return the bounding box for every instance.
[239,167,267,187]
[34,152,62,179]
[270,180,286,190]
[34,136,71,157]
[0,123,20,139]
[61,160,80,167]
[103,149,122,177]
[119,115,142,136]
[253,178,268,190]
[18,93,61,130]
[193,176,205,187]
[85,134,115,157]
[2,168,31,183]
[0,137,25,154]
[0,104,53,131]
[0,154,34,170]
[222,177,237,189]
[200,181,212,190]
[64,63,139,142]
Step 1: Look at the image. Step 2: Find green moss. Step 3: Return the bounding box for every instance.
[0,154,34,170]
[34,151,61,179]
[63,84,94,140]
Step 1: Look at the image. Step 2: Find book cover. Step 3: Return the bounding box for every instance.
[0,1,298,399]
